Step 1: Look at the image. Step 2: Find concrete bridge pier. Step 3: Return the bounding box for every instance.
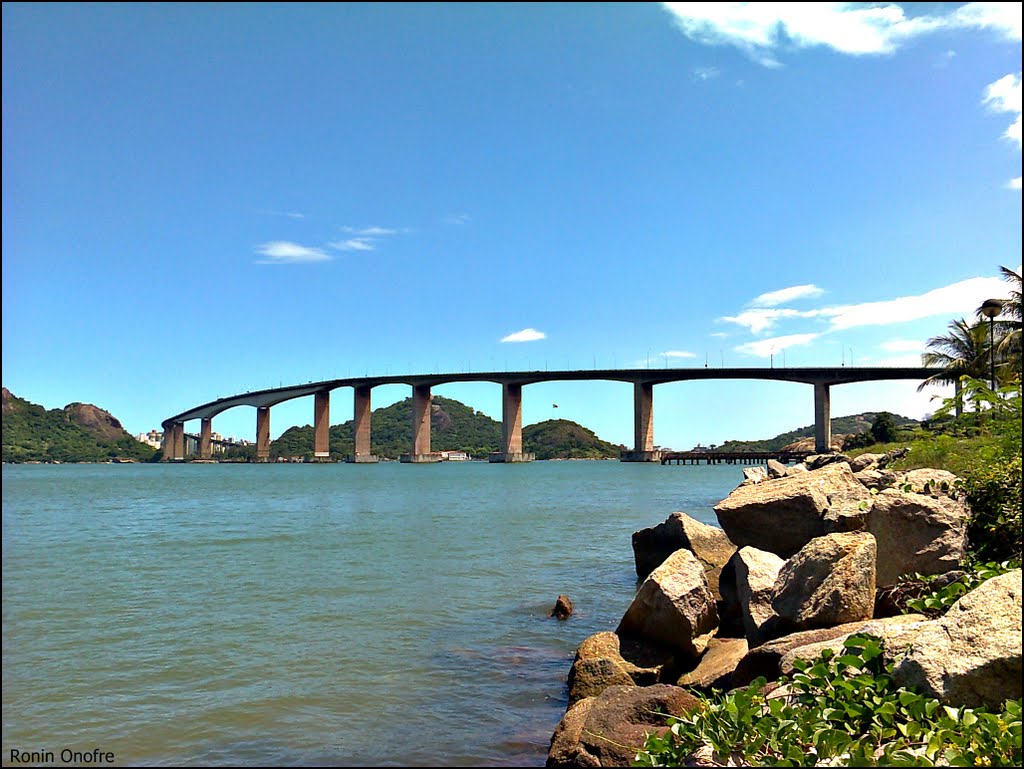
[490,382,534,462]
[621,381,661,462]
[162,422,185,460]
[347,385,379,463]
[256,406,271,462]
[401,384,441,462]
[814,382,831,453]
[200,418,213,460]
[313,390,332,461]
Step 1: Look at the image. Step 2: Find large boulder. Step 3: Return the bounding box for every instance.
[895,468,958,494]
[546,685,701,768]
[777,614,927,676]
[805,453,851,470]
[631,513,736,598]
[732,546,785,646]
[566,632,678,704]
[741,466,768,485]
[771,532,877,634]
[676,637,748,694]
[867,486,969,587]
[714,463,871,558]
[617,549,718,660]
[849,453,884,473]
[766,459,788,479]
[732,621,885,687]
[889,570,1023,709]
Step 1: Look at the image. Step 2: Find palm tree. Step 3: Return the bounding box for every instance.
[993,265,1022,375]
[918,318,991,414]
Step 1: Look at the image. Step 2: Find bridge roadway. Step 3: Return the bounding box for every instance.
[159,367,940,463]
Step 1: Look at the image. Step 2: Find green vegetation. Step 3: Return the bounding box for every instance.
[635,634,1022,767]
[717,412,918,453]
[270,397,621,460]
[899,561,1019,618]
[2,388,156,463]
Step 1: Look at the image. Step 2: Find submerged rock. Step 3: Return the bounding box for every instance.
[551,595,574,620]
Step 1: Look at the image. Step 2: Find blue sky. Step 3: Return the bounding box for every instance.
[3,3,1021,449]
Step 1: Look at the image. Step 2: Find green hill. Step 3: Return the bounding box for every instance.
[2,387,156,463]
[271,396,622,460]
[716,412,919,453]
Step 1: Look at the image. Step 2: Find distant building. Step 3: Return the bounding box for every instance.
[439,450,471,461]
[136,430,163,448]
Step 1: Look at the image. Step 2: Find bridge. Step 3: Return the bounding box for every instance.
[660,450,813,465]
[159,367,940,463]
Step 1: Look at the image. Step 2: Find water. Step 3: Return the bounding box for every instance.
[2,461,742,766]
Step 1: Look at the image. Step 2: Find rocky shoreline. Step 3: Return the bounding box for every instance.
[545,452,1023,767]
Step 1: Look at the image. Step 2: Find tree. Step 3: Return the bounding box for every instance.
[918,318,991,410]
[870,411,898,444]
[992,265,1022,376]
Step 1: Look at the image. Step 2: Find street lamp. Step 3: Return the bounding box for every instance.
[980,299,1003,391]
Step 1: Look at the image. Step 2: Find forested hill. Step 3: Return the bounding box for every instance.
[271,396,623,460]
[716,412,918,452]
[2,387,156,463]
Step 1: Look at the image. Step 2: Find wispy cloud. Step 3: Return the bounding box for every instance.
[660,2,1019,67]
[734,333,820,358]
[661,350,697,358]
[751,284,824,307]
[444,213,471,225]
[329,238,376,252]
[692,66,720,82]
[881,339,924,353]
[1010,177,1023,190]
[255,241,330,264]
[722,275,1009,334]
[710,332,730,339]
[984,72,1022,152]
[258,209,307,219]
[500,328,546,343]
[341,226,402,236]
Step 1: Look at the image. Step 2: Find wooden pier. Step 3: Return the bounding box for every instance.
[660,450,812,466]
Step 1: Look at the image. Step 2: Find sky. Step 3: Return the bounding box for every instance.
[2,2,1021,449]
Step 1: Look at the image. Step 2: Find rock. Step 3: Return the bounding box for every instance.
[805,453,851,470]
[777,614,927,676]
[771,532,877,634]
[786,463,808,476]
[552,595,575,620]
[877,447,909,468]
[890,570,1023,709]
[849,453,884,473]
[546,684,701,768]
[732,621,881,686]
[617,549,718,660]
[867,487,969,587]
[677,637,748,693]
[566,632,678,704]
[631,513,736,599]
[741,466,768,485]
[732,546,786,646]
[713,463,871,558]
[766,459,788,479]
[894,468,958,495]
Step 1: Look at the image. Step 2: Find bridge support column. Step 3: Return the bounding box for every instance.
[256,406,271,462]
[621,381,661,462]
[814,382,831,453]
[199,418,213,460]
[313,390,332,461]
[347,385,379,463]
[401,384,441,462]
[490,383,534,462]
[163,422,184,460]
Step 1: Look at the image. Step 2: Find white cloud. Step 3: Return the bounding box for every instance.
[329,238,376,252]
[984,73,1022,149]
[445,213,471,225]
[721,307,806,334]
[1010,177,1023,190]
[734,333,820,358]
[721,275,1009,334]
[500,328,546,343]
[661,350,697,358]
[660,2,1019,67]
[871,353,926,367]
[710,332,730,339]
[692,66,720,82]
[255,241,330,264]
[880,339,924,353]
[341,226,401,236]
[751,284,825,307]
[824,276,1010,330]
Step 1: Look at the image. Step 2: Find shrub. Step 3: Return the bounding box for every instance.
[959,455,1023,563]
[634,634,1022,767]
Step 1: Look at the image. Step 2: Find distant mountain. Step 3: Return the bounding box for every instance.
[715,412,918,453]
[2,387,156,463]
[271,396,622,460]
